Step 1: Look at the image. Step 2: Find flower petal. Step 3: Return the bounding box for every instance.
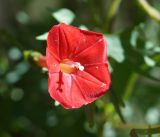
[47,25,60,59]
[47,23,72,59]
[48,73,72,108]
[48,70,110,108]
[84,63,111,86]
[47,23,103,59]
[73,70,109,98]
[72,37,107,65]
[48,73,89,108]
[59,24,103,58]
[46,51,60,73]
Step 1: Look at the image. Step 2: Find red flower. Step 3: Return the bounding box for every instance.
[46,23,111,108]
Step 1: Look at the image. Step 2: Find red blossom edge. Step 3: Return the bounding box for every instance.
[46,23,111,109]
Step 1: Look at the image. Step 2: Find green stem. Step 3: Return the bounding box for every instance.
[109,86,126,123]
[85,103,94,128]
[137,0,160,23]
[123,72,139,101]
[130,127,160,136]
[104,0,122,32]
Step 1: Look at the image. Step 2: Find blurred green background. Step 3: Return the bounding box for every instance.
[0,0,160,137]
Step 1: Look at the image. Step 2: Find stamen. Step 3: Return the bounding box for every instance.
[60,59,84,74]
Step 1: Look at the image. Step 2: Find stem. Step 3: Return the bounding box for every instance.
[117,123,160,129]
[130,127,160,136]
[123,72,139,101]
[137,0,160,23]
[117,123,160,136]
[85,103,94,128]
[104,0,122,32]
[109,86,126,123]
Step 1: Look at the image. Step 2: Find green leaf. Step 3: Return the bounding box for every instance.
[145,41,154,50]
[106,35,125,63]
[52,8,75,24]
[54,101,60,106]
[36,32,48,41]
[79,25,88,30]
[130,30,139,48]
[130,23,145,48]
[144,56,156,67]
[153,46,160,53]
[108,61,113,73]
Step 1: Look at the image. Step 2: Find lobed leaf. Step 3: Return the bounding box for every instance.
[106,35,125,63]
[52,8,75,24]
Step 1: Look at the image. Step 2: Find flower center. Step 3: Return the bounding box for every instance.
[60,59,84,74]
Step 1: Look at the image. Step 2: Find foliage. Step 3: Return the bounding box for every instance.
[0,0,160,137]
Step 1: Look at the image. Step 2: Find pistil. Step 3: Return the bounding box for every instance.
[60,59,84,74]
